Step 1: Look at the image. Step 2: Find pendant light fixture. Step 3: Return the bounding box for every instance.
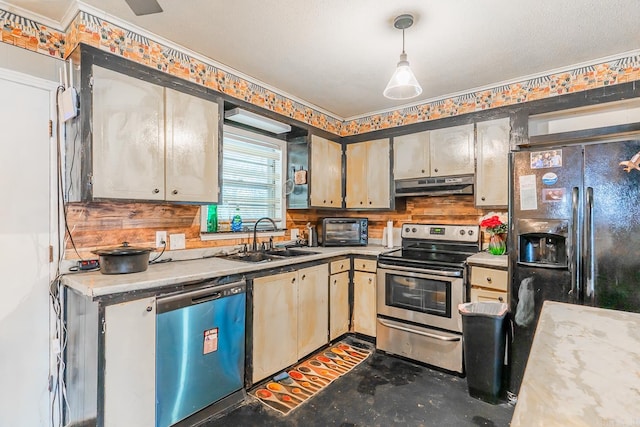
[383,14,422,100]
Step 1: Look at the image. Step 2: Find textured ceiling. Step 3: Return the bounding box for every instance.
[3,0,640,118]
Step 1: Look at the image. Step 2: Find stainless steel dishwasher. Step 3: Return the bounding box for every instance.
[156,279,246,427]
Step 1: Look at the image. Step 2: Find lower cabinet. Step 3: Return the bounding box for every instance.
[469,265,508,303]
[329,259,350,340]
[104,297,156,427]
[352,258,377,337]
[252,264,329,384]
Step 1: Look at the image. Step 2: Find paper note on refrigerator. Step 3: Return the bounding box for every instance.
[519,175,538,210]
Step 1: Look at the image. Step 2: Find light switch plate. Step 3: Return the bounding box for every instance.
[170,233,186,250]
[290,228,299,240]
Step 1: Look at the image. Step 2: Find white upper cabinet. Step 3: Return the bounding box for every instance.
[393,131,430,180]
[429,123,475,176]
[476,118,510,207]
[310,135,342,208]
[165,88,219,203]
[92,66,166,200]
[346,138,391,209]
[91,66,220,203]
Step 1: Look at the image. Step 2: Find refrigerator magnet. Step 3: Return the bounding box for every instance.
[542,172,558,185]
[542,188,565,203]
[530,149,562,169]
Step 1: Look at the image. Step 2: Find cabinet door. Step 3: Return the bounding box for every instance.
[366,139,391,208]
[104,298,156,427]
[430,124,475,176]
[345,142,367,208]
[311,135,342,207]
[252,272,298,383]
[329,271,350,341]
[297,264,329,359]
[325,138,343,207]
[394,131,430,179]
[353,271,376,337]
[470,287,507,303]
[92,66,165,200]
[165,88,219,203]
[476,118,510,207]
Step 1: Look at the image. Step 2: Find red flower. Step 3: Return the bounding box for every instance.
[480,215,507,234]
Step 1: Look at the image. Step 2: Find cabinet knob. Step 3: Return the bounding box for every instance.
[340,264,344,269]
[153,188,160,194]
[421,169,425,173]
[172,190,178,195]
[301,274,306,280]
[334,279,337,285]
[362,264,366,269]
[330,200,333,204]
[323,199,327,203]
[368,201,372,205]
[291,277,296,283]
[481,196,486,201]
[486,277,492,283]
[434,168,439,173]
[360,201,363,205]
[146,306,153,312]
[368,278,373,283]
[498,297,504,302]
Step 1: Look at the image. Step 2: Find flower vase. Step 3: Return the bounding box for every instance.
[488,233,506,255]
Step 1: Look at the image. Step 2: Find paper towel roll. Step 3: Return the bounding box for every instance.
[386,220,394,248]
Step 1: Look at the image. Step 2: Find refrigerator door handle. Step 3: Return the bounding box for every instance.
[571,186,580,303]
[585,186,595,305]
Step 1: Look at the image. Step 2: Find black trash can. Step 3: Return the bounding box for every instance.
[458,302,508,404]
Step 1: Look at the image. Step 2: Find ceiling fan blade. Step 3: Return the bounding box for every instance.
[124,0,163,16]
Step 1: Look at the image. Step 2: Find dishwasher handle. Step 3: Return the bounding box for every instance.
[157,279,246,314]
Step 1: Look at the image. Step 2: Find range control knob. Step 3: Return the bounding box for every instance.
[412,227,417,233]
[405,227,410,233]
[459,229,466,235]
[468,229,474,236]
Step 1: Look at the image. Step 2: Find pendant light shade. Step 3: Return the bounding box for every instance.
[383,14,422,100]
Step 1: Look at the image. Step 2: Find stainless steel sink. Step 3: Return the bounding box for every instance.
[223,249,319,263]
[264,249,320,257]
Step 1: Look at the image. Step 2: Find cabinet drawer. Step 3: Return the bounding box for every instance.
[353,258,376,273]
[330,259,350,274]
[470,287,507,304]
[470,266,508,291]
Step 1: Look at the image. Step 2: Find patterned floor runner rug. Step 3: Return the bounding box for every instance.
[250,341,372,415]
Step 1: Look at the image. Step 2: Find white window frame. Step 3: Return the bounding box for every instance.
[201,124,287,239]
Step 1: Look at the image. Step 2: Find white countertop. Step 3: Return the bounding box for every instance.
[466,252,509,268]
[62,245,391,298]
[511,301,640,426]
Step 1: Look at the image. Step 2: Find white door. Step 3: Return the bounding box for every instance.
[165,88,219,203]
[0,73,55,426]
[92,66,165,200]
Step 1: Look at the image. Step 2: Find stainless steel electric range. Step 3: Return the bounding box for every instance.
[376,223,480,373]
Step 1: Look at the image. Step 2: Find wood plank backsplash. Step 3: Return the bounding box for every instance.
[64,197,496,259]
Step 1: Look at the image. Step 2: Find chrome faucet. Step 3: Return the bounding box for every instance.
[252,217,277,252]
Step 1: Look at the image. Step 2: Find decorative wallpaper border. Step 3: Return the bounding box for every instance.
[3,8,640,138]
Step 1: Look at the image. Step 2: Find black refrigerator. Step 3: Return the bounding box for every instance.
[509,139,640,395]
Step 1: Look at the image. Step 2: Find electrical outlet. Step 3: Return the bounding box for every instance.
[291,228,299,240]
[156,231,167,248]
[170,233,186,250]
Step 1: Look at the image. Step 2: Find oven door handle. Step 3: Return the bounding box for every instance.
[377,318,461,342]
[377,263,463,278]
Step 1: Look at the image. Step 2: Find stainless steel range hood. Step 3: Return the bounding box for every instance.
[394,175,474,197]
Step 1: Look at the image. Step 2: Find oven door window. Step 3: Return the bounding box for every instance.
[384,273,451,318]
[325,223,359,242]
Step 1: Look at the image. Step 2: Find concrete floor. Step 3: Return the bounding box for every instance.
[203,343,514,427]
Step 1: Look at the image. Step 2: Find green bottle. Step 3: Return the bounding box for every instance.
[231,206,242,232]
[206,205,217,232]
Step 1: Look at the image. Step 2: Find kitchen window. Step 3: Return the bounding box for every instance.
[202,125,286,234]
